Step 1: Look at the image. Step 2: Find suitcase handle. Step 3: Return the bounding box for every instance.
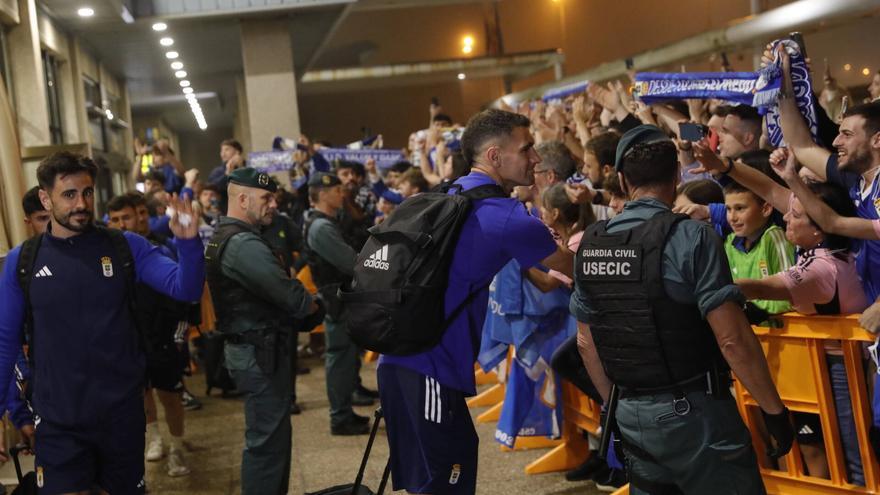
[9,443,29,483]
[351,408,383,493]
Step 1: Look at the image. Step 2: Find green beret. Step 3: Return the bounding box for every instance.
[614,125,670,172]
[308,172,342,188]
[228,167,277,192]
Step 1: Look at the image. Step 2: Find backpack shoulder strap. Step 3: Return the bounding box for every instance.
[16,234,43,352]
[459,184,506,200]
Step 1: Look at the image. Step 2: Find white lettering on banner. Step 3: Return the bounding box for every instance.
[581,261,632,277]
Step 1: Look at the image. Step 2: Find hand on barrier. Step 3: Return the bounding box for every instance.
[762,407,794,459]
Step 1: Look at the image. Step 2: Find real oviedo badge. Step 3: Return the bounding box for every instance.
[101,256,114,277]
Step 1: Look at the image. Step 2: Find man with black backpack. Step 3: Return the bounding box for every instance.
[0,152,205,494]
[367,110,575,494]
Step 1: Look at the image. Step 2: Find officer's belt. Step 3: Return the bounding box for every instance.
[618,369,729,399]
[225,329,284,345]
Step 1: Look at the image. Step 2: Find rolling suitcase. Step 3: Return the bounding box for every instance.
[305,408,391,495]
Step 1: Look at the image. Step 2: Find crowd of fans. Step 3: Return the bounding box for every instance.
[5,38,880,492]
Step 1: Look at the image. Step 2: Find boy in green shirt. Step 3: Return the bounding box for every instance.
[723,181,795,315]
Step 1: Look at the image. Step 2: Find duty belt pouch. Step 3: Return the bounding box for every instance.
[318,283,345,321]
[253,332,279,374]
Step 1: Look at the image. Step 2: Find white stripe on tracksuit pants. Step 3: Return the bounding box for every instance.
[424,376,442,424]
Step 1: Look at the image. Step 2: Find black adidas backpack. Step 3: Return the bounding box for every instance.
[339,182,506,355]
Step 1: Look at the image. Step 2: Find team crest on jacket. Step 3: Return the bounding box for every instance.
[101,256,114,277]
[449,464,461,485]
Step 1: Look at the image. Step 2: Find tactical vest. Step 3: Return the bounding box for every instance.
[205,220,286,334]
[575,210,725,390]
[303,210,352,289]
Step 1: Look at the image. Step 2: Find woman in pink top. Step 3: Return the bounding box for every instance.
[736,178,867,483]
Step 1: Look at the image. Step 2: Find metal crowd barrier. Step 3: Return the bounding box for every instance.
[480,313,879,494]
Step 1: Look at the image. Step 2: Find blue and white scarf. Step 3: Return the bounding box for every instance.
[632,39,819,147]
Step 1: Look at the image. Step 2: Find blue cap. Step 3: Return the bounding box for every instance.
[614,125,670,172]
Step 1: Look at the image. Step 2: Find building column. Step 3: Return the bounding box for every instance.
[234,75,251,153]
[239,18,300,153]
[7,0,49,149]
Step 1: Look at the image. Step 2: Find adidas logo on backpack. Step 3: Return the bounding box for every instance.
[363,245,390,271]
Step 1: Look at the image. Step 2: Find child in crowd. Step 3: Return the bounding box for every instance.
[674,178,723,209]
[722,180,795,315]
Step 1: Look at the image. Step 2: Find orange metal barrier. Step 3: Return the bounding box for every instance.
[527,313,879,495]
[737,314,878,494]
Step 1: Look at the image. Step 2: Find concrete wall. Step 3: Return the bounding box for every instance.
[178,126,232,178]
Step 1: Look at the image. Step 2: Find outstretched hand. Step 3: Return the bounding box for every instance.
[690,139,727,175]
[672,203,710,222]
[168,193,198,240]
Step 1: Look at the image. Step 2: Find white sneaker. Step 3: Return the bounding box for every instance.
[166,448,191,477]
[145,437,164,462]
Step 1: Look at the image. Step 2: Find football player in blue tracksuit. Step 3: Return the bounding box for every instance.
[0,152,204,495]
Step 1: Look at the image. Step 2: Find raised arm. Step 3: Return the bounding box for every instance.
[776,48,831,180]
[692,141,791,214]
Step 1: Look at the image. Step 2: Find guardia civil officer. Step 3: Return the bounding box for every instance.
[572,126,794,494]
[302,172,370,435]
[205,168,321,495]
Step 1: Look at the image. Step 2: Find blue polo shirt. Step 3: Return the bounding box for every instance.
[826,154,880,301]
[380,172,557,395]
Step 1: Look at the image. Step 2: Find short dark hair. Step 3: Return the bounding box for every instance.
[433,114,453,125]
[200,183,221,195]
[585,132,621,168]
[712,105,733,118]
[22,186,45,215]
[727,105,762,135]
[125,191,146,207]
[36,152,98,190]
[843,101,880,138]
[388,161,412,174]
[461,109,530,165]
[106,194,135,214]
[221,139,243,153]
[723,180,764,202]
[677,179,723,206]
[144,170,166,185]
[620,140,678,189]
[335,160,365,177]
[399,168,428,193]
[536,141,576,180]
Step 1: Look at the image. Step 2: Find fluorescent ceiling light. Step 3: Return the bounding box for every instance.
[165,51,179,59]
[160,37,174,47]
[182,87,193,94]
[77,7,94,17]
[170,61,183,70]
[175,70,187,78]
[152,22,167,31]
[179,80,190,87]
